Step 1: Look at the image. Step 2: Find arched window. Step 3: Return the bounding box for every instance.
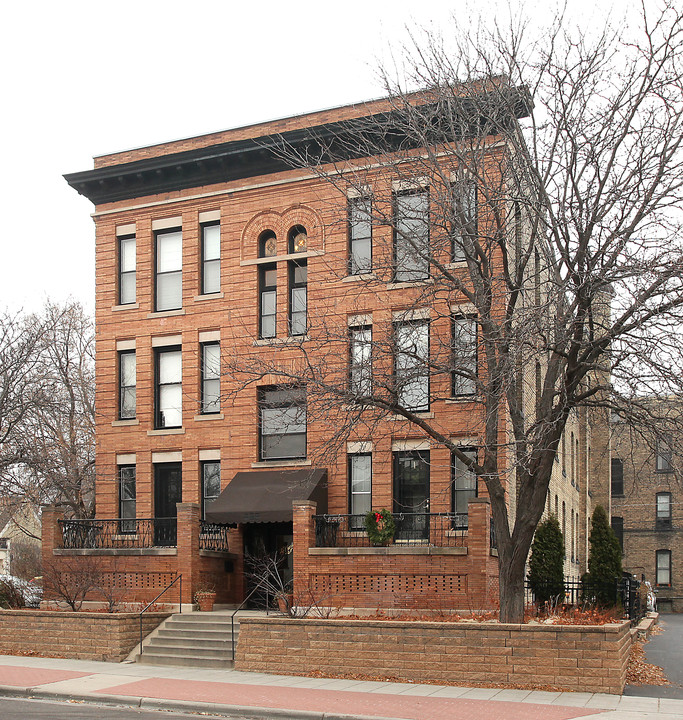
[288,225,307,254]
[259,230,277,258]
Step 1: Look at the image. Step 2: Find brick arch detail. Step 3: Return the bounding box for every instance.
[241,205,325,261]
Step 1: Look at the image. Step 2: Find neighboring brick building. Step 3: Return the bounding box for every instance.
[46,92,602,610]
[611,407,682,612]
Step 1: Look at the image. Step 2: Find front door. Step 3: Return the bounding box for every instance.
[394,450,430,540]
[154,463,182,546]
[243,522,294,607]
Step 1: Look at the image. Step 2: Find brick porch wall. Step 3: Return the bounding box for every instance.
[41,504,239,607]
[293,498,499,610]
[236,617,633,694]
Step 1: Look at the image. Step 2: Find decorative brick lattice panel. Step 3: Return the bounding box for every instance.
[310,574,467,595]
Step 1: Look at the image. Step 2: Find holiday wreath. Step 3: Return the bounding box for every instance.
[364,508,396,545]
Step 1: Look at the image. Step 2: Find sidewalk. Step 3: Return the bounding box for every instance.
[0,654,681,720]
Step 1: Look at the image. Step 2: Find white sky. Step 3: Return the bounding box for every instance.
[0,0,642,314]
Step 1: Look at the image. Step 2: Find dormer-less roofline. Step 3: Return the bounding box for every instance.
[64,87,531,206]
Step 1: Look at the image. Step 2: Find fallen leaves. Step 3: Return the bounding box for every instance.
[626,640,669,686]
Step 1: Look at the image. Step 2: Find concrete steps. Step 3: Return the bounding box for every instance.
[136,610,248,668]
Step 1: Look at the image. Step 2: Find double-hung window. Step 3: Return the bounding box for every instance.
[201,222,220,294]
[656,440,673,472]
[452,315,477,396]
[119,465,136,533]
[289,261,307,336]
[348,454,371,529]
[656,492,672,530]
[259,386,306,461]
[201,342,220,414]
[349,325,372,397]
[611,458,624,496]
[155,228,182,311]
[394,189,429,282]
[395,320,429,412]
[348,196,372,274]
[656,549,672,586]
[118,234,136,305]
[201,461,221,519]
[118,350,136,420]
[155,347,182,428]
[452,448,477,529]
[259,264,277,339]
[451,179,476,262]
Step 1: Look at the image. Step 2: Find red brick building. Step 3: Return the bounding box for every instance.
[46,93,599,611]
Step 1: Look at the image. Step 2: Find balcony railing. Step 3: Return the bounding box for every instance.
[60,518,177,549]
[313,513,467,548]
[199,521,232,552]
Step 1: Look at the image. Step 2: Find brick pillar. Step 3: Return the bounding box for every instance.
[176,503,200,609]
[467,498,492,610]
[230,526,245,605]
[293,500,316,600]
[41,505,64,566]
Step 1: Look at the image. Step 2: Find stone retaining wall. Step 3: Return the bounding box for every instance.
[0,610,170,662]
[235,617,632,694]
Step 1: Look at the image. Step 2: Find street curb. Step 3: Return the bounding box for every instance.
[0,685,402,720]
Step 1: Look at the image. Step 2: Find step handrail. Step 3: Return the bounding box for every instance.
[229,581,271,661]
[139,574,182,656]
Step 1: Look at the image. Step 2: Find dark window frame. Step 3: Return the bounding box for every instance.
[200,342,220,415]
[118,234,136,305]
[201,460,221,520]
[258,229,277,258]
[154,346,182,429]
[348,195,372,275]
[656,491,672,530]
[118,465,136,534]
[393,188,430,282]
[656,440,673,473]
[288,260,307,337]
[200,221,221,295]
[611,458,624,496]
[656,548,672,586]
[288,225,308,254]
[394,319,430,412]
[349,325,372,397]
[450,179,477,263]
[348,453,372,529]
[154,227,183,312]
[118,349,136,420]
[451,314,477,397]
[451,448,478,529]
[259,263,277,339]
[258,386,307,461]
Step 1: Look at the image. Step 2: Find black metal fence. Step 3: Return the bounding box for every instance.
[199,522,232,552]
[60,517,178,548]
[524,575,645,623]
[313,513,467,548]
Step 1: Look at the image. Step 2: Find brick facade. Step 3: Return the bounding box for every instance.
[52,94,602,611]
[611,413,683,612]
[235,616,632,694]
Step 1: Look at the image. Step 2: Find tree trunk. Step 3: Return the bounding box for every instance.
[498,545,527,623]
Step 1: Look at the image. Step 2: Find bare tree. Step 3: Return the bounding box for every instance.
[0,301,95,520]
[224,4,683,622]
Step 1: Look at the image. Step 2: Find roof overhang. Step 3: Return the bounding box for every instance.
[204,468,328,524]
[64,87,532,205]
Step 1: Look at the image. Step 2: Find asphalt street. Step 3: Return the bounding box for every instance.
[624,613,683,700]
[0,696,229,720]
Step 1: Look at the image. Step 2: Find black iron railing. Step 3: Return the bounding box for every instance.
[524,575,646,623]
[313,513,467,548]
[199,522,232,552]
[139,574,182,656]
[60,518,177,549]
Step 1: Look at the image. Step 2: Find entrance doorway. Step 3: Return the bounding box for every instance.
[154,463,182,546]
[394,450,430,540]
[243,522,293,607]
